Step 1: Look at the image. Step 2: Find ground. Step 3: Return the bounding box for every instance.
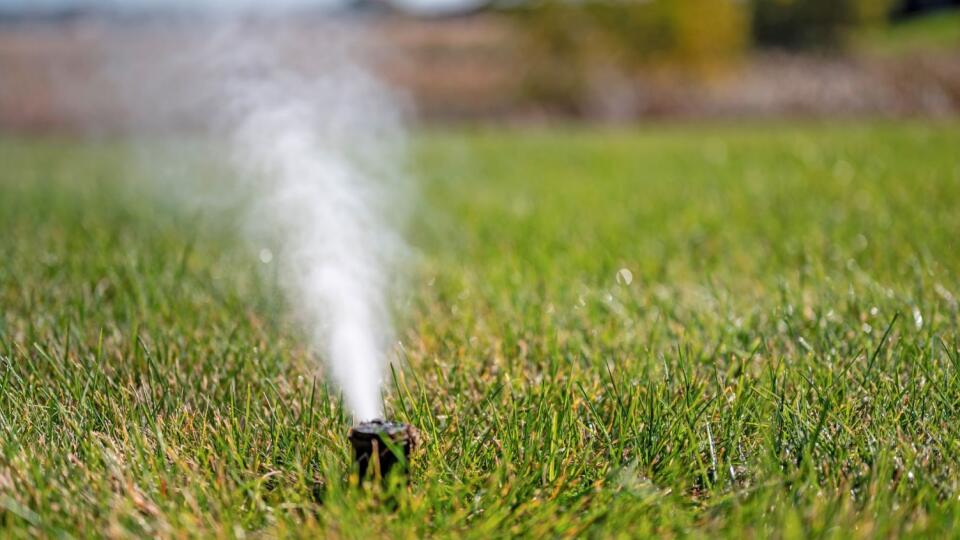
[1,122,959,537]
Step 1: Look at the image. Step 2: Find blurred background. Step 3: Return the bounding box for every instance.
[0,0,958,132]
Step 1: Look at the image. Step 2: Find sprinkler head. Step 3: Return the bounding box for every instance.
[348,419,420,482]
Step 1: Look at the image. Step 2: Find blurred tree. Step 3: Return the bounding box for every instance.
[893,0,960,18]
[751,0,895,49]
[516,0,748,113]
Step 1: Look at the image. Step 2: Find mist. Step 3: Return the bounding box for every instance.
[110,20,410,421]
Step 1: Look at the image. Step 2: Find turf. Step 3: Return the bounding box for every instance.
[1,122,960,538]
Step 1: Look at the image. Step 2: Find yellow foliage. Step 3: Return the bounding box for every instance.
[515,0,748,109]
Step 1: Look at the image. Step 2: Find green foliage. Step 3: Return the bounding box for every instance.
[2,122,960,536]
[751,0,895,49]
[516,0,748,111]
[855,9,960,54]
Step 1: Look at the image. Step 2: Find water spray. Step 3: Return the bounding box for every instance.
[112,20,419,475]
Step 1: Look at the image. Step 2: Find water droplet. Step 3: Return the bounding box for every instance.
[833,160,855,182]
[912,307,923,330]
[853,234,868,251]
[616,268,633,286]
[258,248,273,264]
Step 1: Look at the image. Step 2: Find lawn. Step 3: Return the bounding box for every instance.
[1,122,960,537]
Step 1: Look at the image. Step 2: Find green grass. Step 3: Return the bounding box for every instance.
[2,121,960,537]
[855,10,960,55]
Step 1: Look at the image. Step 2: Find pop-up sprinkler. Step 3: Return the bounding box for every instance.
[348,419,420,482]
